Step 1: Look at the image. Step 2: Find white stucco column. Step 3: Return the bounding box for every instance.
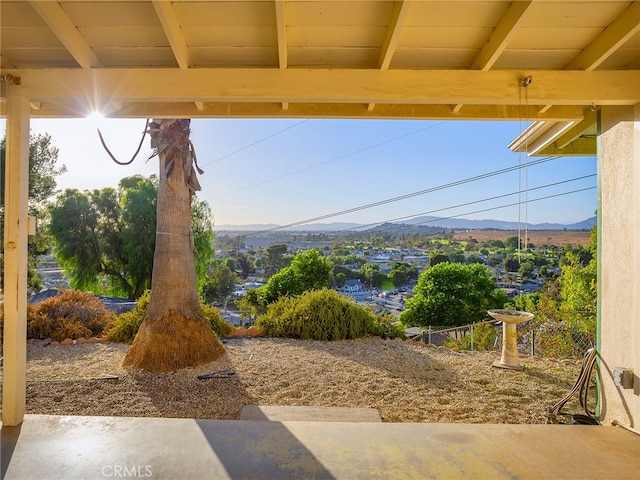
[2,94,30,426]
[598,104,640,427]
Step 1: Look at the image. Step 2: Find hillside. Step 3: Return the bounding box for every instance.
[215,217,597,233]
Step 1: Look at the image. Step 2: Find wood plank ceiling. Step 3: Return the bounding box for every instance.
[1,1,639,155]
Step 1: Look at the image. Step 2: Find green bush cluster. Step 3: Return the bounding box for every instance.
[532,327,591,358]
[107,290,234,344]
[201,303,234,337]
[446,322,497,351]
[24,289,114,341]
[256,288,405,341]
[107,291,151,344]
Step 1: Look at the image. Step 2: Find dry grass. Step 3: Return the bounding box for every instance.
[0,337,588,424]
[453,229,591,247]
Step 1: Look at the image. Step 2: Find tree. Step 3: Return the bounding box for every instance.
[50,179,157,298]
[504,236,519,249]
[360,263,387,289]
[429,252,450,267]
[236,253,254,279]
[191,197,215,293]
[258,249,332,305]
[400,262,504,327]
[1,133,67,292]
[264,243,289,277]
[202,263,238,312]
[236,288,265,325]
[558,228,597,336]
[504,256,520,273]
[49,175,214,300]
[518,259,535,282]
[388,261,418,287]
[111,119,224,371]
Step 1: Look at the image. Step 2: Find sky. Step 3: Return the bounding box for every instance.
[1,117,597,229]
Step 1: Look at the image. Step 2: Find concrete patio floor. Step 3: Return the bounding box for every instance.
[1,414,639,479]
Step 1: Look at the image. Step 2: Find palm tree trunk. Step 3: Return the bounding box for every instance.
[123,119,224,371]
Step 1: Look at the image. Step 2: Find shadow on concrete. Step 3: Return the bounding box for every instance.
[1,424,22,479]
[196,418,336,479]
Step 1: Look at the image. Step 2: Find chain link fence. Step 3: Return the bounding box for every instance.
[407,319,595,359]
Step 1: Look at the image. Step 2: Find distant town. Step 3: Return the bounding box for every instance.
[213,223,592,325]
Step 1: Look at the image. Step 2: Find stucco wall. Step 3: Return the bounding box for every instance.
[598,105,640,427]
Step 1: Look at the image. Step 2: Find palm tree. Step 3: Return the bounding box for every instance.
[122,119,225,371]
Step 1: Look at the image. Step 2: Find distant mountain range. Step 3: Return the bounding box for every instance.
[214,216,597,232]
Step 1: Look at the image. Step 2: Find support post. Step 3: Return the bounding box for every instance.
[598,105,640,426]
[2,95,30,426]
[470,324,474,351]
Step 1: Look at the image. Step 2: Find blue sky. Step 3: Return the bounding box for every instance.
[2,117,597,228]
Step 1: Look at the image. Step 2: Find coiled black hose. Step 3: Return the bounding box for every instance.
[547,347,598,424]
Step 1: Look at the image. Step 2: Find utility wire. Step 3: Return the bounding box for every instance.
[341,174,597,233]
[213,122,446,199]
[200,119,309,167]
[360,186,597,233]
[255,155,559,234]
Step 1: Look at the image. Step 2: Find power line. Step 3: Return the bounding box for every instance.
[200,119,309,167]
[342,174,597,233]
[213,122,446,199]
[385,186,597,231]
[255,155,560,234]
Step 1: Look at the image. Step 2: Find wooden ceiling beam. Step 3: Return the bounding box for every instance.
[565,1,640,71]
[7,68,638,107]
[378,0,411,70]
[471,0,534,71]
[369,0,411,112]
[152,0,191,69]
[274,0,289,110]
[554,108,597,149]
[28,0,102,69]
[534,137,596,157]
[274,0,288,69]
[1,101,585,122]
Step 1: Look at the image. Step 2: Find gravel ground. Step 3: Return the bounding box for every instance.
[1,337,586,424]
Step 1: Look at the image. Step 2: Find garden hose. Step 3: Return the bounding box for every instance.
[547,346,598,424]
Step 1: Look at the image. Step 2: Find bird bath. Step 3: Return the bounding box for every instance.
[488,309,534,371]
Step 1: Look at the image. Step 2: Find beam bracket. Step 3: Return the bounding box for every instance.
[1,74,21,85]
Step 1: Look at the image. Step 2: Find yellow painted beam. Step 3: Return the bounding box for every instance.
[152,0,191,69]
[2,94,30,426]
[1,101,586,121]
[471,0,534,71]
[275,0,288,69]
[378,0,411,70]
[5,68,639,108]
[554,108,597,149]
[533,137,596,156]
[28,1,102,69]
[565,1,640,71]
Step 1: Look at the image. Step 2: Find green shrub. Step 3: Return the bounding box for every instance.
[26,289,114,340]
[374,311,407,340]
[107,291,150,344]
[202,303,234,337]
[533,328,587,358]
[107,291,234,344]
[446,322,497,351]
[256,288,404,341]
